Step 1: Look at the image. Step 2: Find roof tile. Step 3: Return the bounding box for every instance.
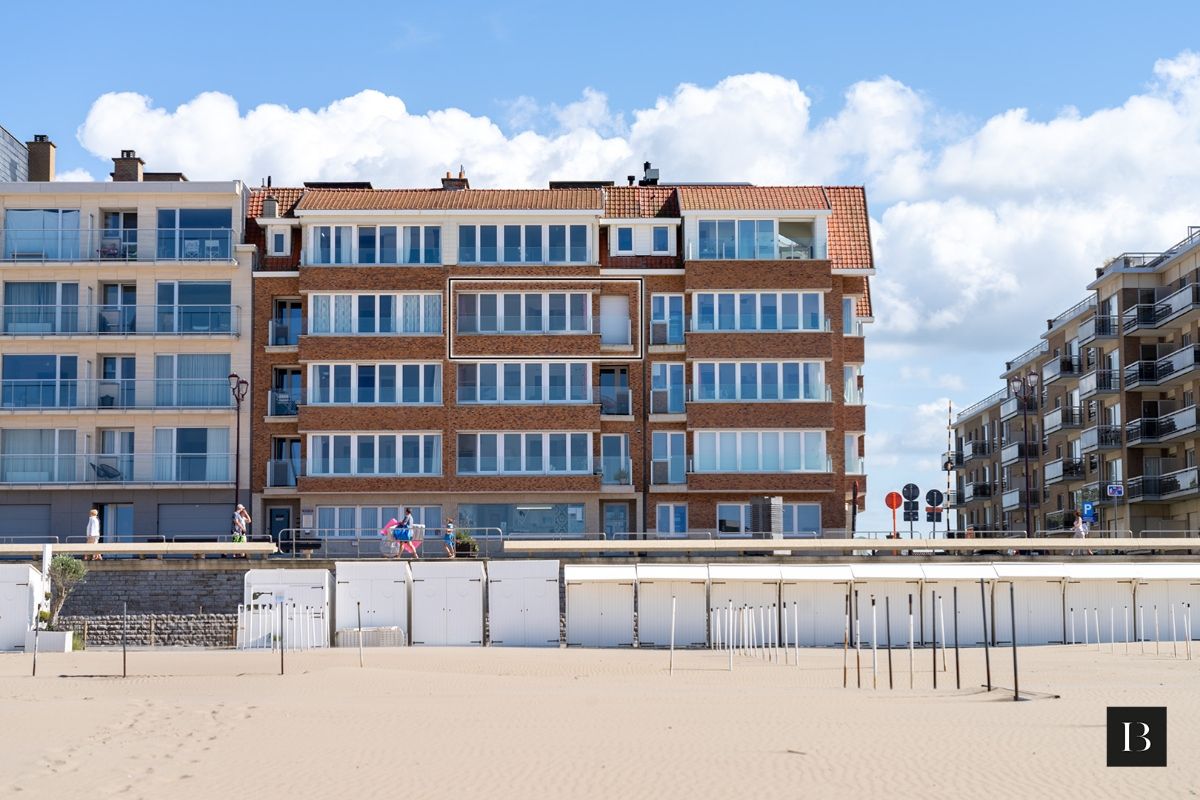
[295,188,603,212]
[247,187,304,218]
[825,186,874,271]
[676,185,829,211]
[603,186,679,218]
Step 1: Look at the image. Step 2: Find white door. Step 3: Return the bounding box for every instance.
[488,576,524,645]
[412,577,446,645]
[599,295,630,345]
[444,578,482,645]
[523,575,561,646]
[922,581,989,646]
[782,582,850,646]
[370,577,406,630]
[567,583,603,646]
[0,581,28,651]
[600,582,634,647]
[994,580,1064,645]
[639,581,706,647]
[856,581,922,647]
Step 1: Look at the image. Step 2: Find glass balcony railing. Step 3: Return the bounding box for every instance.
[0,379,234,410]
[1081,425,1122,452]
[0,453,233,484]
[1041,355,1081,384]
[1129,466,1200,501]
[1043,405,1083,434]
[844,384,866,405]
[266,458,303,488]
[0,228,235,263]
[1123,345,1200,388]
[0,305,240,336]
[651,457,689,485]
[1125,405,1198,445]
[598,386,632,416]
[1000,440,1034,465]
[1002,488,1030,511]
[268,390,301,417]
[1044,457,1084,484]
[649,319,685,346]
[1000,395,1036,420]
[963,482,992,501]
[268,318,303,346]
[1079,369,1118,397]
[1078,314,1118,344]
[599,456,632,485]
[962,440,991,461]
[650,388,685,415]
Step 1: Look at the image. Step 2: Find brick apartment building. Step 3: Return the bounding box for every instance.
[950,226,1200,536]
[249,165,873,542]
[0,136,253,540]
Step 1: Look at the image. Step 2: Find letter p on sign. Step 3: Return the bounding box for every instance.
[1108,707,1167,767]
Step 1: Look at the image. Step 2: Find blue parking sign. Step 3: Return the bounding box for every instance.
[1082,501,1096,523]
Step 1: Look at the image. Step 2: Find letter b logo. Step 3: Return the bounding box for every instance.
[1108,707,1167,767]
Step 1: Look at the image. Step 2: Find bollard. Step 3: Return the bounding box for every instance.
[1009,582,1020,701]
[979,579,992,692]
[871,595,878,690]
[885,595,894,690]
[842,591,850,689]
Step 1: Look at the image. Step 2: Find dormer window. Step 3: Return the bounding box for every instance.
[697,219,774,260]
[268,227,290,257]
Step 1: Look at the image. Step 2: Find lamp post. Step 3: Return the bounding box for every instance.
[229,373,249,511]
[1008,371,1039,538]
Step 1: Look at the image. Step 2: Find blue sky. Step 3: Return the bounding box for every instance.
[4,1,1200,534]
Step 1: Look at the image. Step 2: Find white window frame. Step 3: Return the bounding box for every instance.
[692,360,827,402]
[307,432,442,477]
[315,504,442,538]
[456,431,593,475]
[458,223,589,265]
[651,225,670,254]
[615,226,634,253]
[308,362,442,406]
[351,224,442,265]
[456,291,592,334]
[267,226,291,257]
[691,290,824,332]
[309,225,354,265]
[455,361,591,405]
[655,503,688,536]
[308,292,442,336]
[693,429,828,473]
[696,218,776,260]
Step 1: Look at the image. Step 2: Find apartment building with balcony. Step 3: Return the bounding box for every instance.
[249,165,873,542]
[950,226,1200,535]
[0,136,252,540]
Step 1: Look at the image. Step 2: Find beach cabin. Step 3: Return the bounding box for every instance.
[991,564,1066,645]
[243,568,333,646]
[487,560,560,647]
[779,565,854,647]
[919,564,999,646]
[1123,564,1200,643]
[849,564,925,647]
[0,565,43,651]
[708,565,781,649]
[1063,564,1138,645]
[410,561,485,646]
[636,564,708,648]
[564,565,635,647]
[334,561,412,646]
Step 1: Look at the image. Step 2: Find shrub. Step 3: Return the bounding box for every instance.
[47,554,88,629]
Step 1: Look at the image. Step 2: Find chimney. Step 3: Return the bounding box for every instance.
[627,175,635,186]
[441,165,470,191]
[638,161,660,186]
[262,195,279,218]
[111,149,145,182]
[26,135,55,181]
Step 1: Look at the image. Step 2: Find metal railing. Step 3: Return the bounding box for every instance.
[1081,425,1122,452]
[1043,405,1082,433]
[0,227,236,263]
[0,379,234,411]
[962,440,992,461]
[955,387,1007,423]
[1046,295,1097,331]
[1000,395,1036,420]
[1078,314,1118,343]
[1042,354,1081,383]
[1004,341,1048,372]
[0,453,234,484]
[1128,466,1200,501]
[1044,457,1084,484]
[266,459,303,488]
[599,456,633,486]
[267,390,301,417]
[1123,344,1200,388]
[1079,369,1118,397]
[0,304,240,336]
[963,482,992,501]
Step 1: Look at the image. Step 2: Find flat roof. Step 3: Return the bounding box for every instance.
[708,564,783,581]
[992,563,1068,579]
[779,565,854,582]
[849,564,926,580]
[564,565,636,582]
[636,564,709,581]
[920,564,1000,581]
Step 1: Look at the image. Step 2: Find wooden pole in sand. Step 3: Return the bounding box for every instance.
[122,601,128,679]
[1093,607,1100,653]
[1083,607,1089,647]
[1124,605,1130,655]
[1140,605,1146,654]
[793,602,800,667]
[953,586,961,690]
[1110,607,1115,654]
[1186,605,1192,661]
[842,591,849,689]
[1171,604,1178,658]
[931,591,937,690]
[1009,583,1019,702]
[938,594,948,672]
[728,602,734,672]
[871,595,878,690]
[854,590,862,689]
[1155,604,1161,655]
[781,601,789,665]
[885,595,894,690]
[30,622,39,677]
[670,595,676,676]
[979,579,991,692]
[280,602,285,676]
[907,593,914,690]
[357,601,364,668]
[1070,607,1075,645]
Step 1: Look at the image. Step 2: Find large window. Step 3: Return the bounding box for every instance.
[456,361,589,404]
[650,294,684,345]
[309,293,441,335]
[352,225,441,265]
[651,431,686,485]
[154,354,230,407]
[697,219,774,260]
[316,505,442,538]
[153,427,230,481]
[693,361,825,401]
[716,502,822,536]
[3,209,81,260]
[651,362,685,413]
[3,282,79,334]
[156,281,233,333]
[1,354,77,408]
[309,433,441,476]
[156,209,233,260]
[459,224,587,264]
[0,428,76,483]
[457,503,584,535]
[655,503,688,536]
[457,432,591,475]
[694,430,827,473]
[310,363,441,405]
[692,291,822,332]
[456,292,590,334]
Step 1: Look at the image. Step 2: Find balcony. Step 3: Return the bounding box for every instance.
[650,457,688,486]
[1121,303,1160,333]
[846,455,866,475]
[1125,405,1198,445]
[1002,488,1032,511]
[962,440,991,462]
[1078,314,1119,345]
[1128,466,1200,502]
[267,390,301,418]
[650,388,685,415]
[0,379,234,411]
[1043,405,1083,434]
[649,319,685,346]
[1041,355,1081,385]
[599,456,633,486]
[598,386,632,416]
[1044,508,1073,531]
[1081,481,1102,505]
[963,482,992,502]
[1044,457,1084,485]
[999,395,1036,421]
[0,453,233,485]
[1000,440,1034,466]
[456,314,598,336]
[1079,369,1118,398]
[687,384,832,404]
[0,304,241,336]
[1121,284,1200,333]
[943,449,963,469]
[267,459,303,488]
[268,318,302,347]
[844,384,866,405]
[1123,345,1200,389]
[1081,425,1121,453]
[0,227,235,263]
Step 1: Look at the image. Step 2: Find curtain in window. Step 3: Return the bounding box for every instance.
[423,295,441,333]
[207,428,229,480]
[154,428,174,481]
[334,295,352,333]
[3,282,55,332]
[1,428,54,481]
[312,295,331,333]
[175,354,229,407]
[402,295,421,333]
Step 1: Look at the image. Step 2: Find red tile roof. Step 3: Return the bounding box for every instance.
[603,186,679,218]
[676,185,829,212]
[295,188,603,212]
[248,187,304,218]
[825,186,874,271]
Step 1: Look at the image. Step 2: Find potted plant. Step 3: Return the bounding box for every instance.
[27,555,88,653]
[454,529,479,556]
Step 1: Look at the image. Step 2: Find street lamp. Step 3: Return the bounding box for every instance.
[1008,371,1040,539]
[229,373,249,511]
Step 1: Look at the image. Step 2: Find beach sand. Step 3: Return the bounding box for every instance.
[0,643,1196,799]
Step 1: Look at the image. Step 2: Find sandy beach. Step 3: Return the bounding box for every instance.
[0,644,1196,799]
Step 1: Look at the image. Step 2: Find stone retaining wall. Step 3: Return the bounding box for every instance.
[58,614,237,648]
